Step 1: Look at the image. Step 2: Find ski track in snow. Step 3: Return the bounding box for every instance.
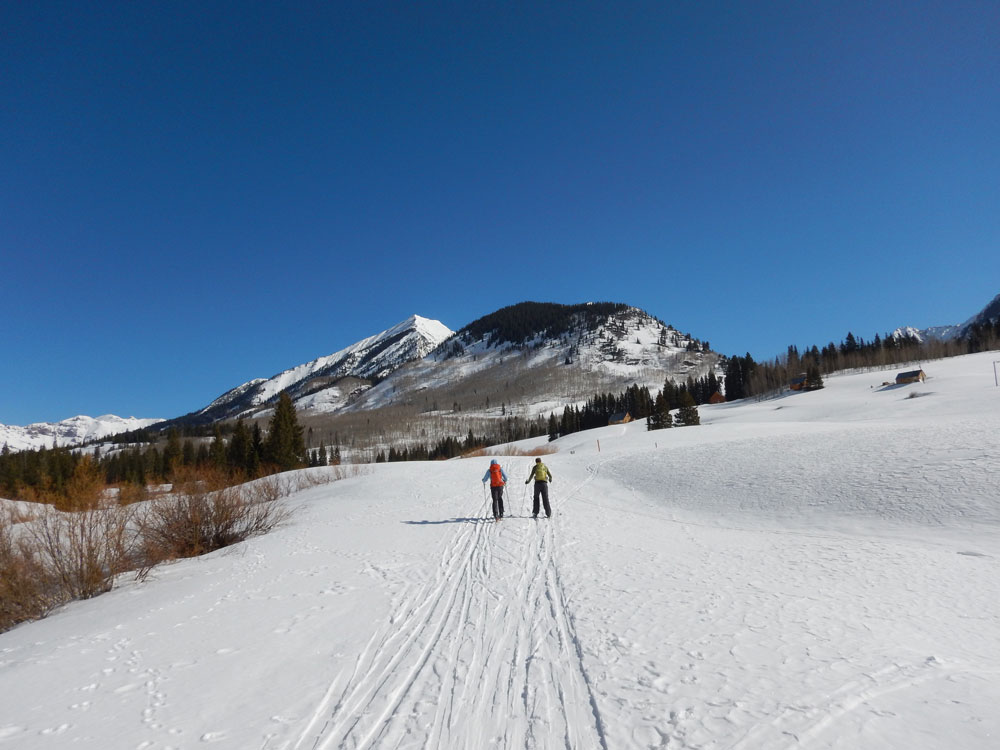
[291,465,607,750]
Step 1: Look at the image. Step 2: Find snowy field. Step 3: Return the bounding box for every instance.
[2,352,999,749]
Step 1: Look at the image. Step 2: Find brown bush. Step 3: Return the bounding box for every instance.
[23,504,137,601]
[463,444,557,458]
[115,482,150,506]
[135,472,293,574]
[0,511,60,632]
[1,466,312,631]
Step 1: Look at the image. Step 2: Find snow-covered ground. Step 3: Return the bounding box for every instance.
[1,352,998,749]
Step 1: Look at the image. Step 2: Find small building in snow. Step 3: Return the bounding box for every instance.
[608,412,632,425]
[708,391,726,404]
[896,369,926,384]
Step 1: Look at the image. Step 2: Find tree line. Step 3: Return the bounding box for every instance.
[374,418,549,463]
[1,394,311,506]
[547,375,707,440]
[722,322,1000,401]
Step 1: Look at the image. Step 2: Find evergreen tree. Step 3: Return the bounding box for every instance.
[250,424,264,476]
[264,393,306,471]
[805,363,825,390]
[182,440,196,467]
[676,391,701,426]
[228,419,252,475]
[547,412,559,442]
[209,425,227,468]
[163,429,182,476]
[647,392,673,431]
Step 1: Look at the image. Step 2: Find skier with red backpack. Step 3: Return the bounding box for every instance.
[482,460,508,521]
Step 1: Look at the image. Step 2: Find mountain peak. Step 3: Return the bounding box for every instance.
[178,315,454,424]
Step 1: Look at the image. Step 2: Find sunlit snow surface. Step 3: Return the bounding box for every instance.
[1,352,998,749]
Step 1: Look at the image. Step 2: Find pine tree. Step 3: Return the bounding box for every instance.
[805,364,824,390]
[229,419,252,475]
[676,391,701,426]
[547,413,559,442]
[163,429,182,476]
[210,425,227,468]
[249,424,263,476]
[647,392,673,431]
[264,393,306,471]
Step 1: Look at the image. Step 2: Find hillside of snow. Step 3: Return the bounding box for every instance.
[0,415,164,453]
[1,352,998,748]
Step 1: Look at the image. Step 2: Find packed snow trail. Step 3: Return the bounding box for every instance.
[292,459,607,750]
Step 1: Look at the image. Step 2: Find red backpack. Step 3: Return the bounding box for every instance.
[489,463,505,487]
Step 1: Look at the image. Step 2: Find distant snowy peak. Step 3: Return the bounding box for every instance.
[889,325,960,343]
[0,415,164,453]
[193,315,453,421]
[892,292,1000,344]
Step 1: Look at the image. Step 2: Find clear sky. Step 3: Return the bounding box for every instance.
[2,1,998,425]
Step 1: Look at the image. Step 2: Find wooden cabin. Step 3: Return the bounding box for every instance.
[789,374,808,391]
[608,412,632,425]
[708,391,726,404]
[896,369,926,385]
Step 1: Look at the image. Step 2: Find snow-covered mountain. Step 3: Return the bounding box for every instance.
[185,315,453,423]
[889,324,962,343]
[352,302,719,420]
[892,291,1000,343]
[0,415,164,453]
[961,292,1000,333]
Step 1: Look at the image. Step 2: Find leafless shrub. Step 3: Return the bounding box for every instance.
[115,482,151,506]
[0,511,61,632]
[23,503,137,601]
[0,467,307,630]
[134,471,293,575]
[463,445,557,458]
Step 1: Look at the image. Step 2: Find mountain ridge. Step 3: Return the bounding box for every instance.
[0,415,164,453]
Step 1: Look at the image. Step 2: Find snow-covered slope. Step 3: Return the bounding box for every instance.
[192,315,452,420]
[0,415,163,453]
[3,351,998,748]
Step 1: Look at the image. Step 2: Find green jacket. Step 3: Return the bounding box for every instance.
[527,462,552,483]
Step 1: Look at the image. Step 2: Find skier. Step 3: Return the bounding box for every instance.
[482,459,508,521]
[524,457,553,518]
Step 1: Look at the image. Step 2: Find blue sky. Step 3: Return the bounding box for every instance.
[2,1,998,425]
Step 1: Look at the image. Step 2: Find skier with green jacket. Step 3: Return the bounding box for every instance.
[525,457,553,518]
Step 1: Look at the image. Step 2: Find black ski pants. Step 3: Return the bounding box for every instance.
[532,481,551,517]
[490,485,505,519]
